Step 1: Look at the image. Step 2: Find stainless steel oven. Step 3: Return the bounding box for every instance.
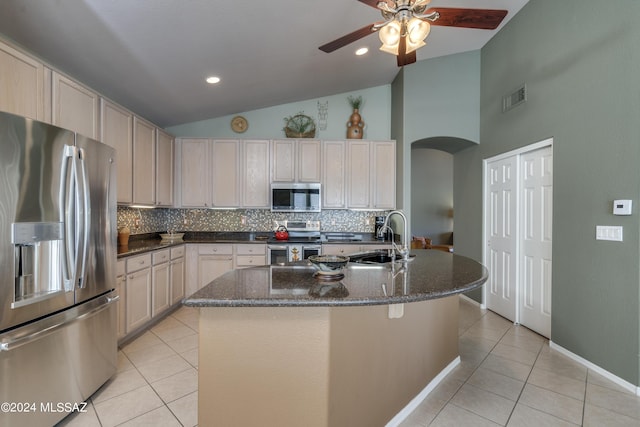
[267,220,322,265]
[267,244,321,265]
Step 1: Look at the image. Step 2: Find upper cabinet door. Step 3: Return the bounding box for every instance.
[52,71,99,139]
[271,139,295,182]
[156,129,174,207]
[242,140,270,208]
[346,140,371,209]
[180,138,210,207]
[371,140,395,210]
[0,40,44,121]
[322,141,346,209]
[297,140,321,182]
[132,117,156,205]
[101,99,133,204]
[211,139,241,207]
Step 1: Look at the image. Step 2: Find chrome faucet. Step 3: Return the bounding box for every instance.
[378,210,410,261]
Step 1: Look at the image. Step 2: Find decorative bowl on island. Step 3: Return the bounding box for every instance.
[308,255,349,275]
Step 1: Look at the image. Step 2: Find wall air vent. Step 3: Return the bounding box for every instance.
[502,84,527,112]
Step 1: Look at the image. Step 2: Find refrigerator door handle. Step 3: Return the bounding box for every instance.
[76,147,91,289]
[0,294,119,352]
[59,144,77,291]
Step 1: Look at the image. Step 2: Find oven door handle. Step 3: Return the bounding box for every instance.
[268,245,289,250]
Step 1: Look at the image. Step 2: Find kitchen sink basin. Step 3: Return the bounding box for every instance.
[348,251,415,265]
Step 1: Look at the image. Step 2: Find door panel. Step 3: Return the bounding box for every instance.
[75,136,117,304]
[519,146,552,337]
[485,157,517,321]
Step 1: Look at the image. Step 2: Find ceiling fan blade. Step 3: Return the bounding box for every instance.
[319,23,376,53]
[429,7,508,30]
[357,0,381,8]
[396,37,417,67]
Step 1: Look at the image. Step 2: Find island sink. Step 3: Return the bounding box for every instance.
[348,251,415,265]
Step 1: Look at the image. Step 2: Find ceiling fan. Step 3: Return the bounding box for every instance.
[319,0,508,67]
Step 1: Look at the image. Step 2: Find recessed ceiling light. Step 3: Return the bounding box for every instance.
[355,47,368,56]
[206,76,221,84]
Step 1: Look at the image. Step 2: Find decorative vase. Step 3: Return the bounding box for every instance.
[346,109,364,139]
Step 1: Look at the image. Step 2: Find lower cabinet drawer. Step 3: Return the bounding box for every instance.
[235,255,266,268]
[199,244,233,256]
[235,244,266,256]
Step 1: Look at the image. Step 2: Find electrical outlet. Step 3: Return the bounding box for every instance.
[134,218,140,228]
[241,215,247,225]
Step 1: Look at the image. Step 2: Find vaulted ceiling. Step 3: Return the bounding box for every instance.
[0,0,528,127]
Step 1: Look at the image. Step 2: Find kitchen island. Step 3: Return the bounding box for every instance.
[184,250,488,427]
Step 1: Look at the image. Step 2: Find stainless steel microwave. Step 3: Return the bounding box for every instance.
[271,183,321,212]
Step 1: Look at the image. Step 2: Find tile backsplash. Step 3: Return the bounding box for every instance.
[117,207,390,235]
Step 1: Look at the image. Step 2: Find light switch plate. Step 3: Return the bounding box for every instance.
[596,226,623,241]
[613,200,632,215]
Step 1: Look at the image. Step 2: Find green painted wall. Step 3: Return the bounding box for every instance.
[166,86,392,140]
[454,0,640,385]
[392,50,481,222]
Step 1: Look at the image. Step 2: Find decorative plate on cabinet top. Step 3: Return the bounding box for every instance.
[231,115,248,133]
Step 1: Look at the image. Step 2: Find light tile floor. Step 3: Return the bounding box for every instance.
[58,297,640,426]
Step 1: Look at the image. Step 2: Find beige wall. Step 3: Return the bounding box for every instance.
[198,296,459,426]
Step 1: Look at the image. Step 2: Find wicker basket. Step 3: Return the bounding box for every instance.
[283,114,316,138]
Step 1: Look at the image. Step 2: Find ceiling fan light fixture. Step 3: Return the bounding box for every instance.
[407,17,430,44]
[378,20,402,54]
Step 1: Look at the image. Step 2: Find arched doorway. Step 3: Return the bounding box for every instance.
[410,137,476,247]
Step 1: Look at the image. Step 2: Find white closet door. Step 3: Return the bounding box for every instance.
[519,146,553,337]
[485,156,518,321]
[484,141,553,339]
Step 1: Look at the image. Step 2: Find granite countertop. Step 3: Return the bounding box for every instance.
[183,250,488,307]
[117,232,393,258]
[117,232,273,257]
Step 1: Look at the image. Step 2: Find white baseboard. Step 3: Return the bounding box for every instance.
[549,341,640,396]
[385,356,461,427]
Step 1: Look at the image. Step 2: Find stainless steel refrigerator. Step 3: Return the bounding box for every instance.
[0,111,118,426]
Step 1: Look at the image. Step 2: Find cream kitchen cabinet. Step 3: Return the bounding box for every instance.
[0,39,45,120]
[346,140,371,209]
[151,249,171,317]
[132,116,156,205]
[346,140,396,210]
[51,71,99,139]
[271,139,321,182]
[242,139,270,208]
[322,140,347,209]
[178,138,270,208]
[179,138,211,207]
[234,244,267,268]
[100,99,133,204]
[371,140,396,210]
[196,244,234,291]
[211,139,241,207]
[156,129,175,207]
[170,246,185,305]
[125,253,152,333]
[116,260,126,341]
